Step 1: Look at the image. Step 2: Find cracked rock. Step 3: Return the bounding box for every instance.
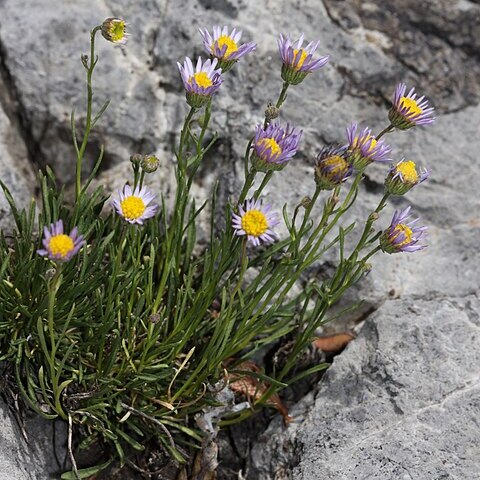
[250,295,480,479]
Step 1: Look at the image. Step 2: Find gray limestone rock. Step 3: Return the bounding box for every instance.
[0,398,66,480]
[0,101,35,233]
[251,296,480,479]
[0,0,479,478]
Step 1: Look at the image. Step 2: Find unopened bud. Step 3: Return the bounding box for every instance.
[130,154,142,167]
[45,268,57,280]
[265,103,280,122]
[81,54,89,69]
[362,262,372,275]
[329,194,340,207]
[141,155,160,174]
[101,18,128,45]
[301,196,312,209]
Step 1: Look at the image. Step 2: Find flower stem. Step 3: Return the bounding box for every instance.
[276,81,290,109]
[75,25,102,201]
[263,82,290,128]
[253,171,273,200]
[239,169,256,203]
[376,124,394,140]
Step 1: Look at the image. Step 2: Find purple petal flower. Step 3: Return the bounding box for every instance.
[389,83,435,130]
[346,123,392,170]
[385,159,430,196]
[199,26,256,72]
[177,56,223,108]
[37,220,85,262]
[278,33,329,85]
[252,122,302,171]
[232,198,280,246]
[380,206,427,254]
[113,185,158,225]
[314,145,353,190]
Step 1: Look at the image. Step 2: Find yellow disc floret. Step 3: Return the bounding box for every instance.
[110,21,126,42]
[259,137,282,159]
[241,210,268,237]
[190,72,213,88]
[400,97,423,116]
[213,35,238,58]
[393,224,413,247]
[49,234,74,258]
[324,155,349,178]
[293,48,308,70]
[121,196,146,220]
[396,160,419,184]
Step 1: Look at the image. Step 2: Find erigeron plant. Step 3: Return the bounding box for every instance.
[0,18,434,478]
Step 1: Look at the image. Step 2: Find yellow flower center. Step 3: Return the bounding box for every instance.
[49,234,75,258]
[393,224,413,247]
[121,196,146,220]
[109,21,126,43]
[324,155,349,177]
[190,72,213,89]
[293,48,308,70]
[241,210,268,237]
[400,97,423,116]
[396,160,418,184]
[213,35,238,58]
[259,137,282,159]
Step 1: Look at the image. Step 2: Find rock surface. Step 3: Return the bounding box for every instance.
[0,397,67,480]
[0,0,479,478]
[250,295,480,479]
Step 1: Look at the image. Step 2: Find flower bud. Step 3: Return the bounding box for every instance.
[101,18,128,45]
[265,103,280,122]
[130,154,142,167]
[141,155,160,174]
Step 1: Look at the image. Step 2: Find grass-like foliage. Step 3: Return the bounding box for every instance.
[0,19,433,478]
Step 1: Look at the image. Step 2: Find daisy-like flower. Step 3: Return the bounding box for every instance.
[380,206,427,254]
[251,122,302,172]
[113,185,158,224]
[37,220,85,262]
[101,18,128,45]
[385,159,430,196]
[199,26,256,73]
[346,123,392,170]
[314,145,353,190]
[278,33,329,85]
[388,83,435,130]
[177,57,222,109]
[232,199,280,246]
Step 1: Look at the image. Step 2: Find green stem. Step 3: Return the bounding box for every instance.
[47,269,62,355]
[253,171,273,200]
[352,192,390,254]
[239,169,256,203]
[362,245,381,263]
[376,124,394,140]
[178,106,196,168]
[263,82,290,128]
[276,82,290,109]
[75,25,102,201]
[294,186,322,240]
[152,107,198,313]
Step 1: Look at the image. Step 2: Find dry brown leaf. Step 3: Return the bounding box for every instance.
[226,360,292,425]
[313,332,355,353]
